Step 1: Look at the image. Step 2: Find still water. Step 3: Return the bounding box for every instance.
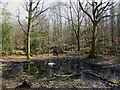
[1,57,120,88]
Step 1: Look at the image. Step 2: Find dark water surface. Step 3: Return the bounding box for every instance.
[1,57,120,88]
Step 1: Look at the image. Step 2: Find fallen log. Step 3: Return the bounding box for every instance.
[53,73,81,79]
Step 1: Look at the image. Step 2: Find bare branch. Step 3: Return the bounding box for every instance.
[31,15,46,27]
[32,0,41,11]
[96,2,110,17]
[86,0,92,6]
[70,1,78,17]
[17,15,27,35]
[32,0,61,19]
[80,13,85,24]
[96,2,115,20]
[49,3,62,10]
[77,0,93,22]
[32,7,49,19]
[98,14,119,22]
[40,1,44,12]
[52,9,72,21]
[94,2,102,14]
[23,0,29,12]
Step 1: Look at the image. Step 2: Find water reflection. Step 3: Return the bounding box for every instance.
[2,58,120,82]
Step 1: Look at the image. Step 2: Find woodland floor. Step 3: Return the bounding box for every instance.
[1,54,120,89]
[0,53,119,65]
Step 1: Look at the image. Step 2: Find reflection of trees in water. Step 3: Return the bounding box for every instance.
[3,58,120,84]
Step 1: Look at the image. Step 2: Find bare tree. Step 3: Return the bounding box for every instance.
[69,0,83,51]
[17,0,49,59]
[53,1,85,51]
[78,0,115,58]
[110,0,116,47]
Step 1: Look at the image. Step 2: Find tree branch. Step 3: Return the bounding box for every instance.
[31,15,46,27]
[52,8,72,21]
[32,7,49,19]
[96,2,110,17]
[17,15,27,35]
[96,2,115,21]
[98,14,119,22]
[77,0,93,22]
[32,0,41,11]
[23,0,29,12]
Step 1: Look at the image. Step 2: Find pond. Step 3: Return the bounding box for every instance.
[1,57,120,88]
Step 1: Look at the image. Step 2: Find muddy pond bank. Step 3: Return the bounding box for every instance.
[1,56,120,89]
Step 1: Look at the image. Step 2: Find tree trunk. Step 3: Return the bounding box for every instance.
[111,15,114,47]
[88,24,97,59]
[117,2,120,56]
[77,11,80,51]
[26,0,32,59]
[77,37,80,51]
[27,33,31,59]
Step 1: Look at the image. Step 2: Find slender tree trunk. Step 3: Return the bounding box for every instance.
[77,16,80,51]
[77,10,80,51]
[118,18,120,44]
[118,1,120,48]
[117,2,120,58]
[111,15,114,47]
[88,23,97,59]
[77,37,80,51]
[27,33,31,59]
[26,0,32,59]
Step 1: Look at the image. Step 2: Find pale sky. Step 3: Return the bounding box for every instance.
[1,0,69,19]
[1,0,118,20]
